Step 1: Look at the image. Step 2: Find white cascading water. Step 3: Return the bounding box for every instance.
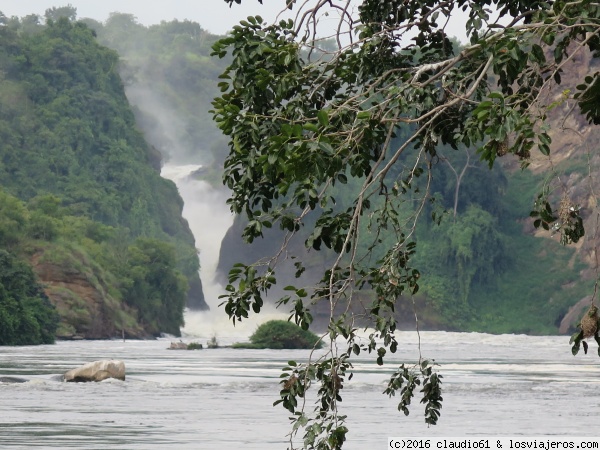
[160,164,286,344]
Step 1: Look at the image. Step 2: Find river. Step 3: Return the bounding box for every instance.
[1,331,599,449]
[2,167,596,448]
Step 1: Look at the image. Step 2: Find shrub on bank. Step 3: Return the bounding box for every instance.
[233,320,323,349]
[187,342,203,350]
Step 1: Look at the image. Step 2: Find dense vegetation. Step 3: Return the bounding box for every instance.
[86,12,230,167]
[216,139,590,334]
[84,8,585,336]
[0,11,206,340]
[233,320,323,349]
[0,249,58,345]
[0,4,593,349]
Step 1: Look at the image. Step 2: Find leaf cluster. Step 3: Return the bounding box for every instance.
[276,356,351,450]
[383,360,443,425]
[215,0,600,447]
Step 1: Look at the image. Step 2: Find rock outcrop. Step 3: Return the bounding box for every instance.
[31,247,147,340]
[64,360,126,382]
[559,296,593,334]
[169,341,188,350]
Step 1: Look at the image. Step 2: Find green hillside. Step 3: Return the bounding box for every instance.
[0,6,592,344]
[84,10,591,336]
[0,14,206,342]
[88,12,229,167]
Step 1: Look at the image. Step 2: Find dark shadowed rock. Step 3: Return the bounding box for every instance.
[0,376,29,383]
[186,275,208,311]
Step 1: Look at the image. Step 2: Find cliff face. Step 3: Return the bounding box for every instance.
[31,249,147,339]
[511,49,600,331]
[32,253,142,339]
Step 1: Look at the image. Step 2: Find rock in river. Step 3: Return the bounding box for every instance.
[0,376,29,383]
[169,341,188,350]
[63,360,125,382]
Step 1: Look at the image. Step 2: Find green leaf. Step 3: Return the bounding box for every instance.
[303,123,319,132]
[317,110,329,126]
[538,133,551,146]
[318,141,334,154]
[476,109,489,120]
[542,33,555,46]
[530,44,546,64]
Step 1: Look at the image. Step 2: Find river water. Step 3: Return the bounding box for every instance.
[1,330,599,449]
[2,167,595,448]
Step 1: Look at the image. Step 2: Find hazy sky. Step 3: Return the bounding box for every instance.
[0,0,286,36]
[0,1,470,41]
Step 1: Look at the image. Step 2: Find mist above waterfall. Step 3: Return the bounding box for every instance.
[127,86,190,164]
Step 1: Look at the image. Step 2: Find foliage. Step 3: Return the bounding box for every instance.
[213,0,600,447]
[0,249,58,345]
[187,342,204,350]
[0,13,203,339]
[383,360,443,425]
[123,238,188,336]
[207,335,220,348]
[570,305,600,356]
[90,13,230,165]
[240,319,323,349]
[415,204,508,314]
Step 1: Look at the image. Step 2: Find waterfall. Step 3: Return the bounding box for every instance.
[161,164,286,344]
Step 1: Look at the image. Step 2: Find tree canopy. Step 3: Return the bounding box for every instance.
[0,14,206,339]
[212,0,600,447]
[0,249,58,346]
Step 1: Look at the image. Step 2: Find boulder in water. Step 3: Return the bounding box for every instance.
[64,360,125,382]
[0,376,29,383]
